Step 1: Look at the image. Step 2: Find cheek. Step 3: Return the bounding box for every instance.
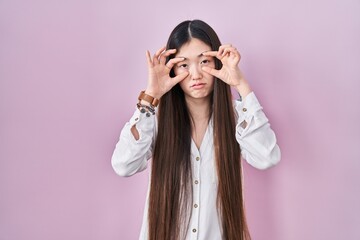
[208,77,215,90]
[179,79,187,90]
[174,67,187,75]
[202,62,215,77]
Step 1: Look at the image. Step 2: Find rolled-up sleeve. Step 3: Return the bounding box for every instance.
[111,108,156,177]
[235,92,281,170]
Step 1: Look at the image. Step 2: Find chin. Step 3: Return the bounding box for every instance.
[189,91,212,99]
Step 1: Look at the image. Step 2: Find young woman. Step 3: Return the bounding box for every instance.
[111,19,280,240]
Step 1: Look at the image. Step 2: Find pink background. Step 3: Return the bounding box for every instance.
[1,0,359,239]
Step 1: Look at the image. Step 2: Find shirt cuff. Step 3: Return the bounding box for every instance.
[235,91,263,116]
[129,107,156,132]
[235,92,264,133]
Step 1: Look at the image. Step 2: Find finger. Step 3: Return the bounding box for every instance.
[202,66,222,79]
[172,71,189,85]
[155,46,166,56]
[202,51,224,61]
[218,44,232,56]
[165,57,185,69]
[221,47,237,57]
[153,46,166,64]
[221,48,240,61]
[146,50,153,67]
[201,51,218,57]
[222,48,233,57]
[218,44,232,51]
[160,49,176,65]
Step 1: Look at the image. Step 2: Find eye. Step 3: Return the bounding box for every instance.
[178,63,188,68]
[201,59,211,65]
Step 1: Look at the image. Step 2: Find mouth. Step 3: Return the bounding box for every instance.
[191,83,206,89]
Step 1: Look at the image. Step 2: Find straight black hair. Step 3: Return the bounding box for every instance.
[148,19,251,240]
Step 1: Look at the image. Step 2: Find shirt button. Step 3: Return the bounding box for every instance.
[194,204,198,208]
[196,157,200,161]
[135,117,139,121]
[192,228,197,233]
[194,180,199,184]
[242,107,247,112]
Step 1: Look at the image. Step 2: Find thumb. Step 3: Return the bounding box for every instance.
[172,71,189,84]
[202,66,221,79]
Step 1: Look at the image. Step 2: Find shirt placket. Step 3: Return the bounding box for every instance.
[190,148,201,240]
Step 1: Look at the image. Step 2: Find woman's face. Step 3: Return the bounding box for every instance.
[174,38,215,100]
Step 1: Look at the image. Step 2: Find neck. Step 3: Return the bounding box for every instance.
[185,95,211,122]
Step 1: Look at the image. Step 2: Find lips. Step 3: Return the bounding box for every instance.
[191,83,206,89]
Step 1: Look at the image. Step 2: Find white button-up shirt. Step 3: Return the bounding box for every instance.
[111,92,281,240]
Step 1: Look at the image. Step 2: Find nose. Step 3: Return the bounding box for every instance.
[189,65,202,80]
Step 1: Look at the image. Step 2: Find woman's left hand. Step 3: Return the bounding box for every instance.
[202,44,251,96]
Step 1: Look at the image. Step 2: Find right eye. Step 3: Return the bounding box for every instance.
[201,60,210,65]
[178,64,188,69]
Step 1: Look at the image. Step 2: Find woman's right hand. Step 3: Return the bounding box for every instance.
[145,47,189,99]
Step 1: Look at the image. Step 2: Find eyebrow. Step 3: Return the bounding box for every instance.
[177,51,210,60]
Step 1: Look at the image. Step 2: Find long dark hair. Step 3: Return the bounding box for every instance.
[148,19,251,240]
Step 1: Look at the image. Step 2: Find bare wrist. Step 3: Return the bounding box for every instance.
[235,82,252,99]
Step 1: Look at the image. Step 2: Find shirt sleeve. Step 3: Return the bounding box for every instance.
[111,107,156,177]
[234,92,281,170]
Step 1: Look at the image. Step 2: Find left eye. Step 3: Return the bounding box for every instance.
[201,60,210,64]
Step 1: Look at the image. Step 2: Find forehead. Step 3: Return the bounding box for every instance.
[175,38,211,58]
